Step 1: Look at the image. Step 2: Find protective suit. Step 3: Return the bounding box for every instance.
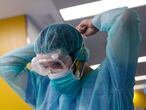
[0,7,141,110]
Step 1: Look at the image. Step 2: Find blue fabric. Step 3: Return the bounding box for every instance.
[0,7,141,110]
[50,71,81,94]
[34,23,89,62]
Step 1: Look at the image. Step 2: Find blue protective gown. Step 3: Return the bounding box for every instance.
[0,7,141,110]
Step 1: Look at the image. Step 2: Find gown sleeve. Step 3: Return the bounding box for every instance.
[0,44,38,107]
[92,7,142,89]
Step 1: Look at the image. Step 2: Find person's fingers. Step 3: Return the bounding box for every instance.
[83,27,98,36]
[77,19,88,29]
[76,19,94,34]
[79,20,87,27]
[76,19,99,37]
[76,25,87,34]
[79,25,87,33]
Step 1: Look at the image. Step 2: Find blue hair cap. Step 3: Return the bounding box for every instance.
[34,23,89,62]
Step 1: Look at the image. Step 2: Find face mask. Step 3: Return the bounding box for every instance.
[49,70,81,94]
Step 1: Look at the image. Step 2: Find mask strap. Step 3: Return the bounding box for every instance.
[70,57,78,70]
[69,43,86,79]
[80,63,85,79]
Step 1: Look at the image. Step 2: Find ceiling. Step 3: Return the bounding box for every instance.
[0,0,146,84]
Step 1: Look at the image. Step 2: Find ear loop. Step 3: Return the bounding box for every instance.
[77,44,86,79]
[69,41,86,79]
[76,37,88,79]
[79,37,87,78]
[69,42,84,69]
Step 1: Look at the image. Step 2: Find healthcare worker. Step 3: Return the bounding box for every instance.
[0,7,141,110]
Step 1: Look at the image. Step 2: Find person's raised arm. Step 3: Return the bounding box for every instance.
[77,7,142,89]
[0,44,37,107]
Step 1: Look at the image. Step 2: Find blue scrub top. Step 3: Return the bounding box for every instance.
[0,7,142,110]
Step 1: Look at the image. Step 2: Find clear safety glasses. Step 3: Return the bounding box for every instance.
[31,49,73,75]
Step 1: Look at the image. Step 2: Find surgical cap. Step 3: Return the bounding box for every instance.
[34,23,89,62]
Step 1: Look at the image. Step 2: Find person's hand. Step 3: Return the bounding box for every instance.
[76,19,99,36]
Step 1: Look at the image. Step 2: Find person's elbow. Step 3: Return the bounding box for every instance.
[122,9,141,42]
[121,9,141,25]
